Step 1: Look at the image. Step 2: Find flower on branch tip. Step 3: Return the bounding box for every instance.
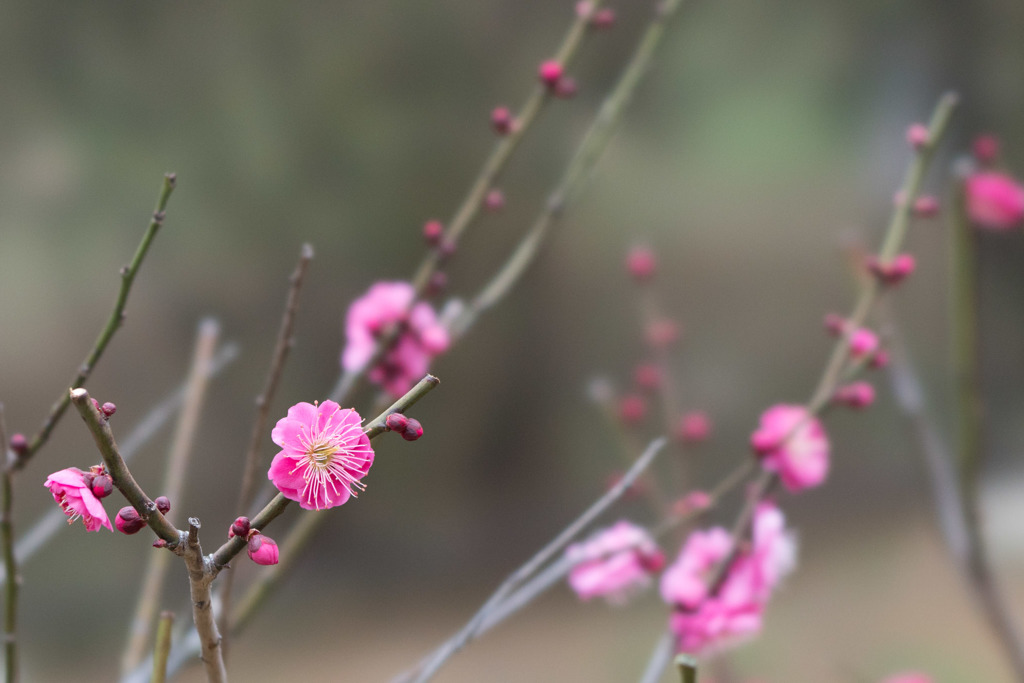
[268,400,375,511]
[750,405,830,492]
[247,532,279,566]
[965,171,1024,231]
[566,521,664,605]
[661,502,796,655]
[342,281,450,397]
[45,467,112,532]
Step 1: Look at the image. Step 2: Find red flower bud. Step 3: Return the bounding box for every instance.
[247,533,280,566]
[229,516,251,539]
[422,219,443,246]
[385,413,409,433]
[116,506,146,535]
[401,417,424,442]
[91,474,113,499]
[100,402,117,418]
[154,496,171,514]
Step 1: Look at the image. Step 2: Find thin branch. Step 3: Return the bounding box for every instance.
[152,612,174,683]
[209,374,441,572]
[180,518,225,683]
[403,438,667,683]
[219,244,313,645]
[17,173,177,468]
[334,1,608,402]
[0,405,18,683]
[675,654,698,683]
[1,342,237,585]
[451,0,691,340]
[68,388,180,545]
[638,631,675,683]
[121,319,221,676]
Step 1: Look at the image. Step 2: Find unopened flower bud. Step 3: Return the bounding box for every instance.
[553,77,577,99]
[633,364,660,391]
[848,328,879,358]
[674,411,711,444]
[491,106,514,135]
[591,8,616,29]
[229,516,251,539]
[617,394,647,426]
[906,123,929,150]
[402,417,424,442]
[972,134,999,165]
[834,381,876,409]
[422,219,444,246]
[626,246,656,283]
[867,253,915,286]
[91,474,113,499]
[91,398,101,413]
[247,533,280,566]
[385,413,409,433]
[538,60,564,89]
[100,402,117,418]
[913,196,939,218]
[9,433,27,456]
[154,496,171,514]
[484,189,505,212]
[116,506,146,535]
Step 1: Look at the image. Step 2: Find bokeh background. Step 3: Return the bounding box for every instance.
[2,1,1024,681]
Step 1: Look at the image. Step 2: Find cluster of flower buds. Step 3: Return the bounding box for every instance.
[384,412,424,441]
[226,516,279,565]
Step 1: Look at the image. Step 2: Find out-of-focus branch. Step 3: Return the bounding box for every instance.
[17,173,176,468]
[220,244,313,643]
[121,319,220,676]
[0,405,18,683]
[638,631,675,683]
[675,654,698,683]
[152,612,174,683]
[400,438,667,683]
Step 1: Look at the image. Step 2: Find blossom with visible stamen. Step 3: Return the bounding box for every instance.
[44,467,112,532]
[267,400,375,511]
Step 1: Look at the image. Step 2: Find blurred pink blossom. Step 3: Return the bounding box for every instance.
[674,411,712,444]
[750,404,830,492]
[965,172,1024,231]
[342,281,450,396]
[44,467,112,532]
[566,521,664,605]
[661,503,796,654]
[268,400,374,510]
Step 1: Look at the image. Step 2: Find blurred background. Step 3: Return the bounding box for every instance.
[1,1,1024,681]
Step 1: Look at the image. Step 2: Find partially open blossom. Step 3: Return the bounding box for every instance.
[674,411,712,445]
[834,381,875,409]
[268,400,374,510]
[247,533,279,566]
[848,327,879,358]
[661,503,796,654]
[750,405,830,492]
[566,521,664,605]
[45,468,112,532]
[626,246,657,282]
[906,123,929,150]
[965,171,1024,231]
[342,281,450,397]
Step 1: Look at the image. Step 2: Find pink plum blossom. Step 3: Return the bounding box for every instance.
[566,521,664,605]
[965,172,1024,231]
[661,503,796,655]
[268,400,374,511]
[247,533,279,565]
[750,404,830,492]
[44,467,112,532]
[342,281,450,396]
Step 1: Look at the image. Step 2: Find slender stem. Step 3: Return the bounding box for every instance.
[121,319,220,676]
[0,342,237,587]
[948,178,1024,679]
[638,631,675,683]
[405,438,668,683]
[452,0,691,339]
[337,2,606,401]
[152,612,174,683]
[220,244,313,642]
[68,388,181,545]
[17,174,176,468]
[181,519,226,683]
[675,654,698,683]
[0,406,17,683]
[209,374,441,571]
